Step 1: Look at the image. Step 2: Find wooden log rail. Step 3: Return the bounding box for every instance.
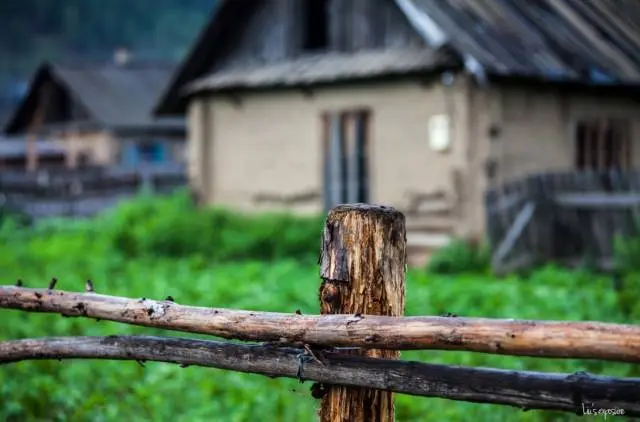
[1,285,640,363]
[1,335,638,416]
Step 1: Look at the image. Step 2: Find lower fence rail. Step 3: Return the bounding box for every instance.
[1,336,638,416]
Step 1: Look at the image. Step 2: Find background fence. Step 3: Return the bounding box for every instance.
[0,165,187,220]
[485,169,640,275]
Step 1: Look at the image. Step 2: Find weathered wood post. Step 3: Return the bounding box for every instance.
[317,204,406,422]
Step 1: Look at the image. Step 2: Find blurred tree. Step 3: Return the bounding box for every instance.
[0,0,218,88]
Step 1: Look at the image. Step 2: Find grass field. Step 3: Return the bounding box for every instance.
[0,193,638,421]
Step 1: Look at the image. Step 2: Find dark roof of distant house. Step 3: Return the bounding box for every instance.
[5,61,185,135]
[0,135,65,159]
[0,104,13,129]
[155,0,640,115]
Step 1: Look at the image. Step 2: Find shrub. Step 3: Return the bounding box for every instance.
[0,204,32,231]
[100,190,325,263]
[427,238,490,275]
[613,232,640,273]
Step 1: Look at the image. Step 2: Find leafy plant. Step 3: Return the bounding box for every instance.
[426,238,490,275]
[613,232,640,273]
[97,190,325,262]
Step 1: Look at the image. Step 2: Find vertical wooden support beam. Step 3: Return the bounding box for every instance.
[27,92,45,172]
[318,204,406,422]
[328,112,345,208]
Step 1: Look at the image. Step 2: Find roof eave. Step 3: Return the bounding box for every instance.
[111,123,186,137]
[183,66,460,97]
[488,73,640,91]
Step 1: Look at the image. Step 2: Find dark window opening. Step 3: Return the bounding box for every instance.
[322,109,371,211]
[485,159,498,181]
[575,118,630,171]
[354,110,370,203]
[137,141,163,163]
[77,152,91,167]
[339,113,348,203]
[303,0,329,51]
[38,155,67,170]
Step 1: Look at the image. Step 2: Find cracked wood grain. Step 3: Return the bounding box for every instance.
[2,336,639,416]
[318,204,406,422]
[1,286,640,362]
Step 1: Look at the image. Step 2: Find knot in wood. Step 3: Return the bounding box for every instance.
[321,283,339,304]
[320,282,342,314]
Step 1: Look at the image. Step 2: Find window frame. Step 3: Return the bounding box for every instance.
[573,117,632,171]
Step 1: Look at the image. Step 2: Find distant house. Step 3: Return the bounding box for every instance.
[154,0,640,265]
[4,55,186,170]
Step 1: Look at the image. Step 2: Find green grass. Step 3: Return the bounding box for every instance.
[0,193,638,421]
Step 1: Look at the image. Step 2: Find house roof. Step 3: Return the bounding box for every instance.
[0,104,12,129]
[154,0,233,116]
[184,48,460,94]
[0,135,65,160]
[155,0,640,115]
[5,61,185,135]
[399,0,640,84]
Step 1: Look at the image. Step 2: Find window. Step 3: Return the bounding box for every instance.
[303,0,329,51]
[574,118,631,171]
[137,141,164,163]
[77,152,91,167]
[322,109,371,210]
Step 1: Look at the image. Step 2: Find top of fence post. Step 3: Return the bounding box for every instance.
[318,203,406,422]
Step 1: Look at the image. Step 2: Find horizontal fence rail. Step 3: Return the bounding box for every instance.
[1,336,639,416]
[1,286,640,363]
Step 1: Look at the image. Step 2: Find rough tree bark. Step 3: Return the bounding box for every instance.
[2,286,640,362]
[318,204,406,422]
[2,336,639,416]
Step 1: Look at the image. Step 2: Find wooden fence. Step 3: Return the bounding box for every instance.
[0,165,187,220]
[1,204,639,421]
[485,169,640,275]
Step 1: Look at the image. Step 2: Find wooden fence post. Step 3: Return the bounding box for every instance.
[317,204,406,422]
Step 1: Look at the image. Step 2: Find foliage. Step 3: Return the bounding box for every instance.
[0,205,32,230]
[0,193,638,421]
[613,231,640,273]
[0,190,326,265]
[610,233,640,319]
[102,190,325,263]
[426,238,490,275]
